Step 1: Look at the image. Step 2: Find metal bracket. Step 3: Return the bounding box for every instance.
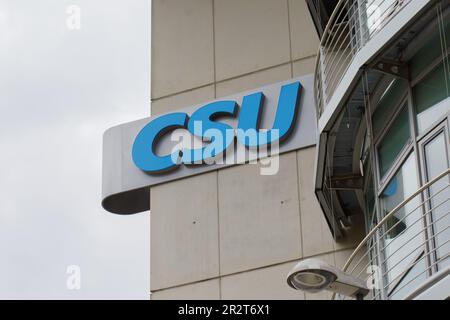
[371,59,409,80]
[330,174,364,190]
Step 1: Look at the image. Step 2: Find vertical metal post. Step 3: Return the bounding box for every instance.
[362,70,388,300]
[319,45,329,110]
[357,0,369,48]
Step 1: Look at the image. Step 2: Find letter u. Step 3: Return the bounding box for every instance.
[236,81,301,148]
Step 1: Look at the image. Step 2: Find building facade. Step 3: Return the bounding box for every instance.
[311,0,450,299]
[102,0,450,300]
[148,0,364,300]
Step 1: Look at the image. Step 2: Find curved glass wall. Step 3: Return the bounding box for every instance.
[379,152,426,299]
[359,2,450,299]
[377,105,411,179]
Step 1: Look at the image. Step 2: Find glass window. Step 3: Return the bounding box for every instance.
[423,131,450,270]
[372,79,408,138]
[365,173,377,231]
[411,8,450,135]
[410,25,450,80]
[413,64,450,134]
[379,153,426,297]
[377,106,411,178]
[389,254,427,299]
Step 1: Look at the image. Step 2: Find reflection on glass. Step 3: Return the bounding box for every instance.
[378,106,411,178]
[365,173,377,230]
[372,78,408,138]
[364,0,400,35]
[390,254,426,299]
[380,153,426,297]
[423,131,450,269]
[413,64,450,134]
[411,8,450,135]
[409,15,450,80]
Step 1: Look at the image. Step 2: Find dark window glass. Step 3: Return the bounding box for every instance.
[372,79,408,138]
[378,106,411,178]
[413,64,450,134]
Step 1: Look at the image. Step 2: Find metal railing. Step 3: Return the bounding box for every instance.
[334,168,450,299]
[315,0,411,116]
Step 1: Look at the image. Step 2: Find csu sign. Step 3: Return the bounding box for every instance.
[102,75,317,214]
[132,82,301,173]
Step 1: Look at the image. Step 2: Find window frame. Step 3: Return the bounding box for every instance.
[359,1,450,299]
[374,98,413,194]
[417,119,450,273]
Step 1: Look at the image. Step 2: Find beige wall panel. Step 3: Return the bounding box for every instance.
[214,0,291,81]
[288,0,320,60]
[218,152,302,275]
[151,85,215,115]
[152,0,214,98]
[151,279,220,300]
[293,56,317,77]
[221,261,305,300]
[150,172,219,290]
[216,64,292,98]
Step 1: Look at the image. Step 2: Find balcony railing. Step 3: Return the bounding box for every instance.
[333,168,450,299]
[314,0,411,116]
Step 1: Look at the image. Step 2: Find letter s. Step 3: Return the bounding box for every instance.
[182,101,238,164]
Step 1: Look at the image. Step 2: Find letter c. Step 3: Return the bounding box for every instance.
[132,112,189,173]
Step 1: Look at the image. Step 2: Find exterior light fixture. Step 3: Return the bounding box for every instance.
[287,258,369,299]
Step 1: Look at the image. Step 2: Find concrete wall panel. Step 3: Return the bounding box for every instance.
[221,261,305,300]
[150,172,219,290]
[214,0,291,81]
[152,0,214,98]
[218,153,302,275]
[151,279,220,300]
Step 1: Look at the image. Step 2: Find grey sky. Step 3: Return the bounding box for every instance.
[0,0,150,299]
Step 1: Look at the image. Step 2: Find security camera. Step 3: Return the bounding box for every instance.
[287,258,369,299]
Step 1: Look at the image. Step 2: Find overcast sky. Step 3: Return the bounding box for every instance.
[0,0,150,299]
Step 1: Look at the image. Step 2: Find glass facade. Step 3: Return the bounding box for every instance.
[377,105,411,178]
[379,152,426,298]
[360,3,450,299]
[313,0,450,300]
[422,129,450,270]
[413,63,450,134]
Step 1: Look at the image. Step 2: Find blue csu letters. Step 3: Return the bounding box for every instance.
[132,81,302,173]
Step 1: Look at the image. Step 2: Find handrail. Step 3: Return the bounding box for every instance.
[332,168,450,300]
[313,0,355,115]
[314,0,412,116]
[342,168,450,272]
